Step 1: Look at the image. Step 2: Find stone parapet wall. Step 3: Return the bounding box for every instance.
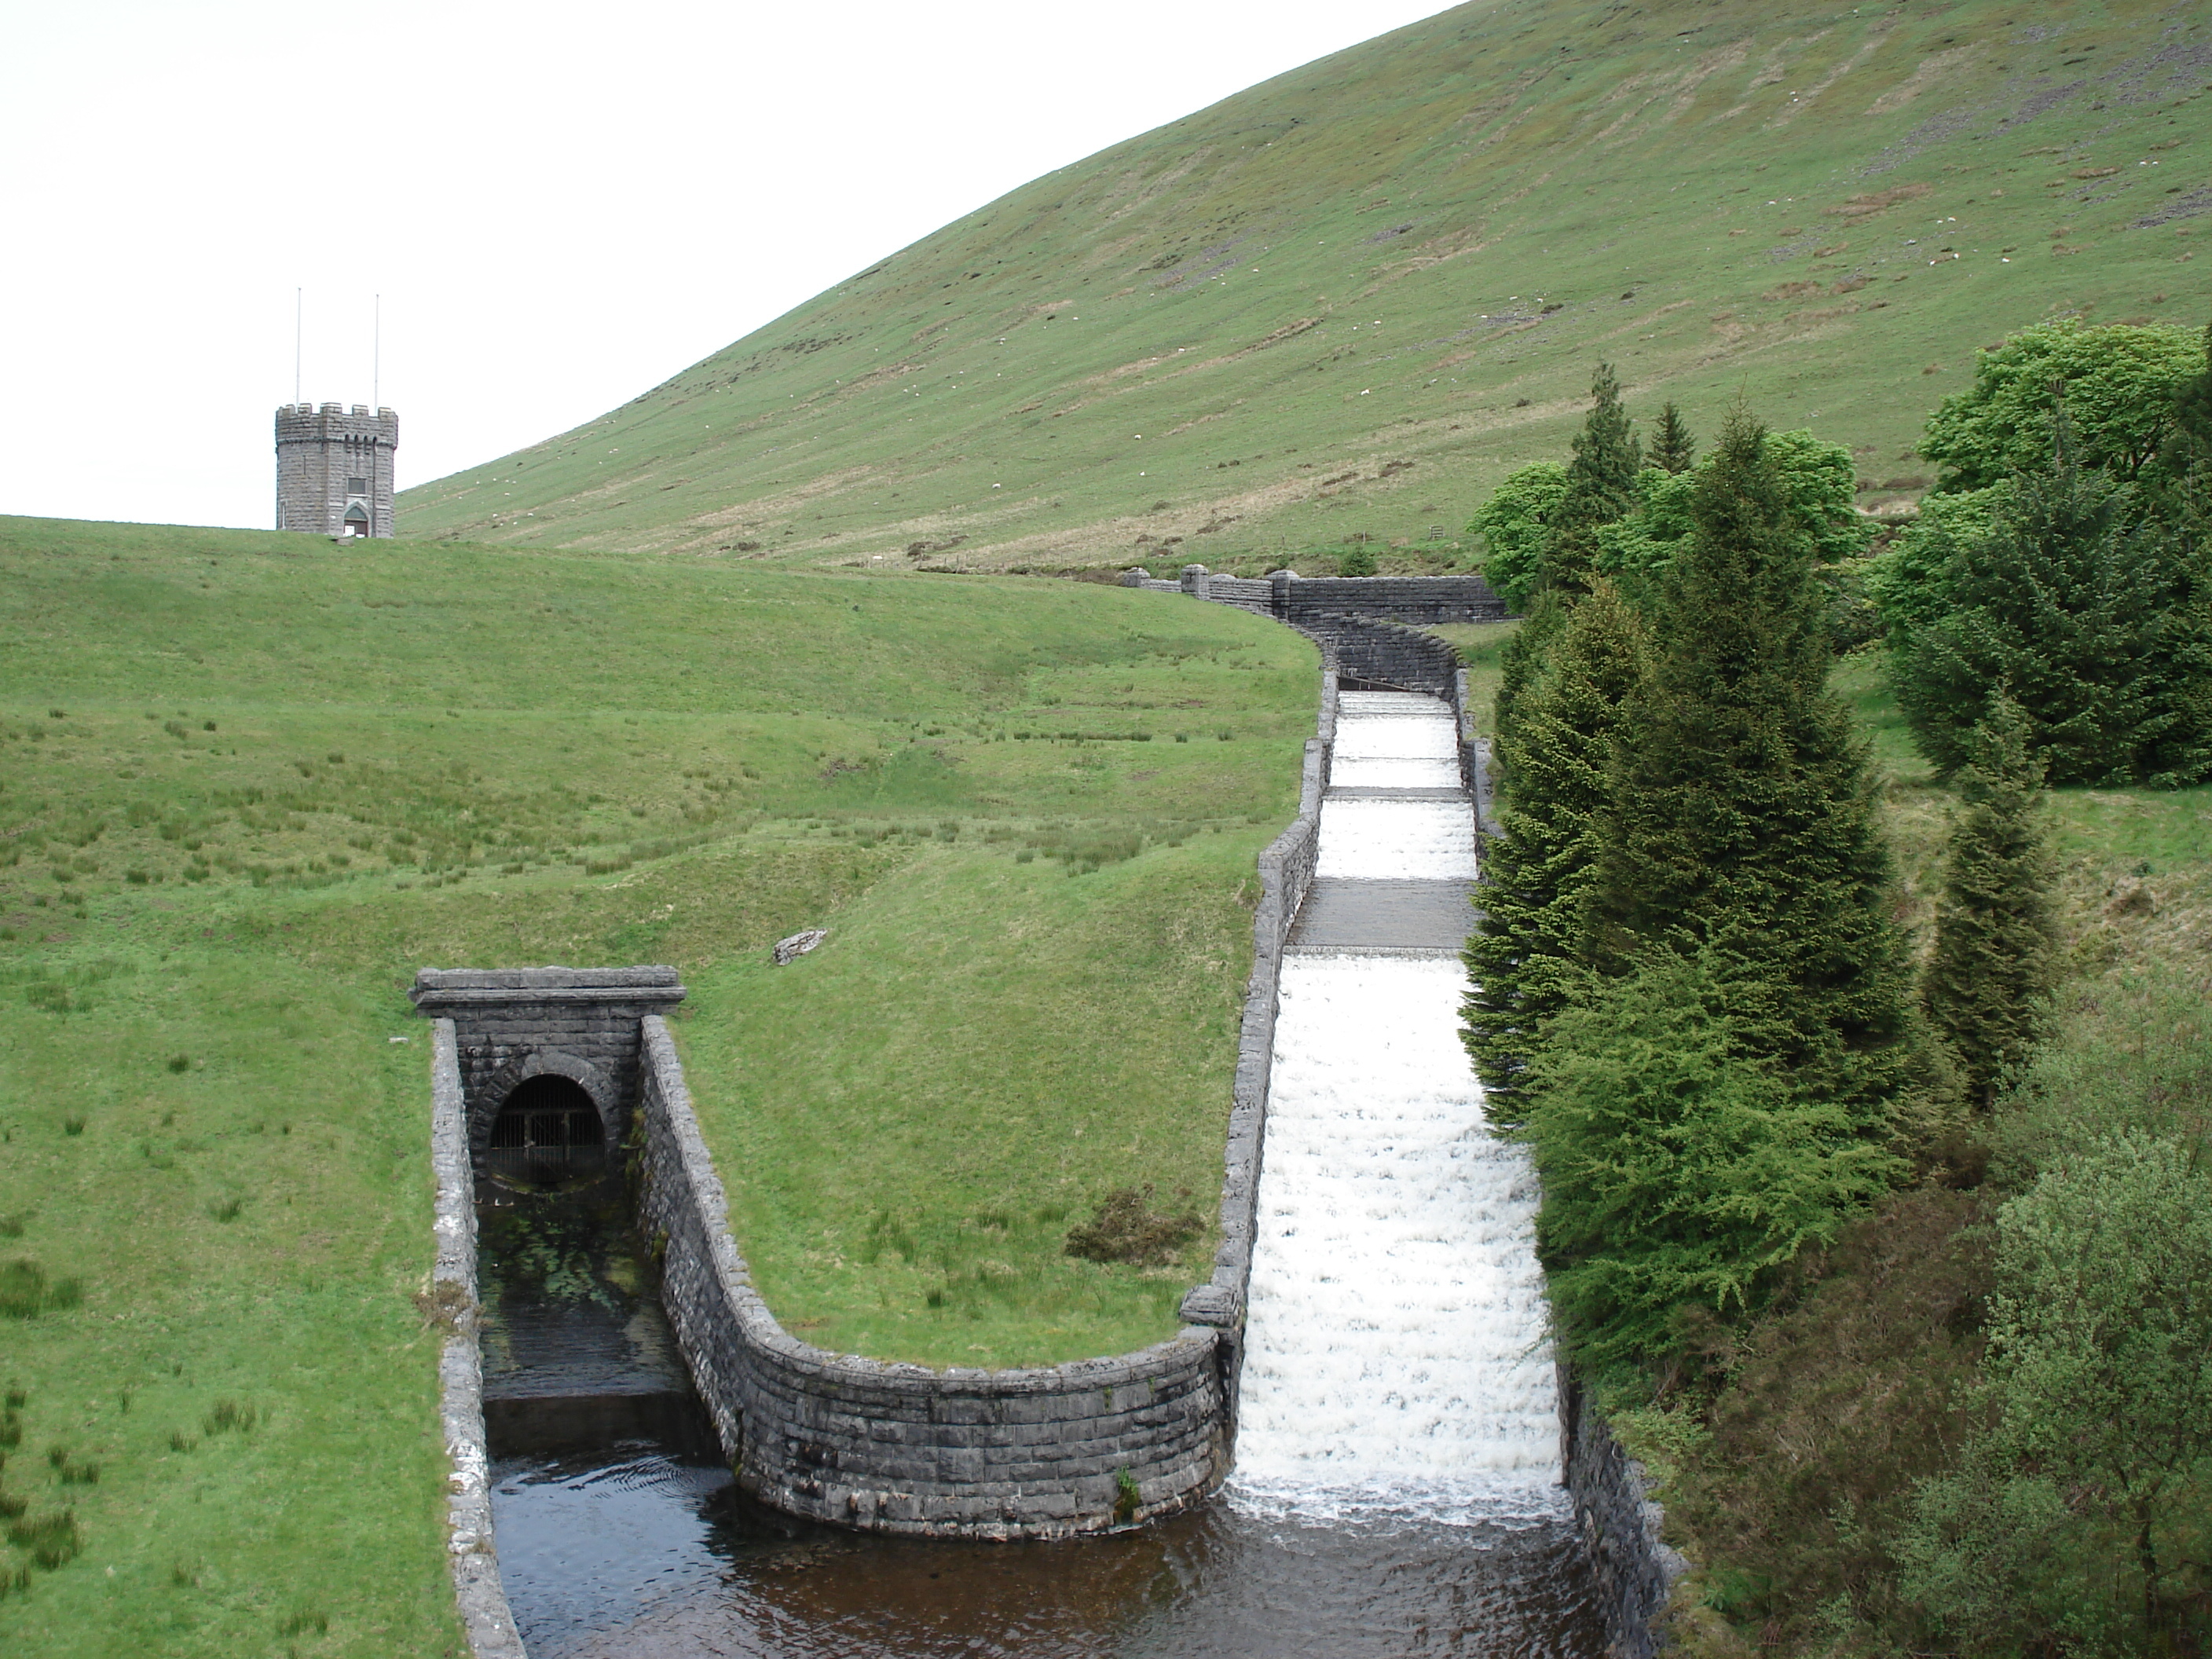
[634,1017,1229,1539]
[1561,1370,1690,1657]
[1139,567,1509,627]
[427,1020,528,1659]
[1176,665,1335,1415]
[1275,573,1508,626]
[1199,574,1276,615]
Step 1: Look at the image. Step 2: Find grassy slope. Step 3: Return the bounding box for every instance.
[0,515,1313,1654]
[396,0,2209,572]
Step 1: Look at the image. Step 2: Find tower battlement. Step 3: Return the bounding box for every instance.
[276,403,397,538]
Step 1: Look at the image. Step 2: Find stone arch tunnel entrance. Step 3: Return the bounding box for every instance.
[485,1074,606,1186]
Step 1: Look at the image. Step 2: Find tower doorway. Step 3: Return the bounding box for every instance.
[485,1075,606,1186]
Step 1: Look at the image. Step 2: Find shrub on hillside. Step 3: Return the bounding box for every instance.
[1901,1131,2212,1650]
[1519,947,1901,1374]
[1063,1186,1201,1267]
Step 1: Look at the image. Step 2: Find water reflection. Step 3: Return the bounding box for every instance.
[492,1430,1601,1659]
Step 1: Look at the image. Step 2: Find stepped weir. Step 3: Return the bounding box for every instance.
[1232,692,1562,1525]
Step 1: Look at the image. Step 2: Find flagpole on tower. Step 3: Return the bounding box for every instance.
[293,287,302,406]
[372,294,381,409]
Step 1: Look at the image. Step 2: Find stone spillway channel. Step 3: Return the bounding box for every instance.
[459,689,1598,1656]
[1232,690,1564,1524]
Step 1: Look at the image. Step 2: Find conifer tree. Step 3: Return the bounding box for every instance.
[1647,401,1697,474]
[1591,408,1917,1130]
[1893,411,2212,787]
[1921,693,2058,1107]
[1542,363,1643,591]
[1465,583,1649,1122]
[1491,590,1568,767]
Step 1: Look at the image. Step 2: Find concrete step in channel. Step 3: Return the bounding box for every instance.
[1289,691,1481,954]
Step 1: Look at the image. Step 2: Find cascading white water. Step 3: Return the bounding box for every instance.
[1230,692,1562,1527]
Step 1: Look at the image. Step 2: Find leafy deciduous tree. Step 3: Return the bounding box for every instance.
[1598,430,1873,593]
[1470,460,1569,613]
[1921,319,2205,491]
[1909,1133,2212,1639]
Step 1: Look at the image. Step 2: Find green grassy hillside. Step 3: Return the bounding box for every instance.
[398,0,2208,571]
[0,515,1313,1654]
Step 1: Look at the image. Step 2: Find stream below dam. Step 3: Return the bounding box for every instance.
[477,691,1605,1655]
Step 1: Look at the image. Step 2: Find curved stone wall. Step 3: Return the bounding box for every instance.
[633,1017,1228,1538]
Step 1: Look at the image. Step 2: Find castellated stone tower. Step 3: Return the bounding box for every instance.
[275,403,397,538]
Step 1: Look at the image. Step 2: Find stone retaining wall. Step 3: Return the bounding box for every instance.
[1174,665,1336,1411]
[427,1020,528,1659]
[632,1018,1229,1538]
[1124,566,1509,627]
[1562,1369,1690,1657]
[1290,611,1494,836]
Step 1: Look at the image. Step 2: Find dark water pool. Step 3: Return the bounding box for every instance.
[478,1184,1604,1659]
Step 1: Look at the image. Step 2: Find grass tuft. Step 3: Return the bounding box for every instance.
[200,1400,255,1437]
[0,1264,82,1320]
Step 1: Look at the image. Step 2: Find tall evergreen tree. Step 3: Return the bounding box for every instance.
[1542,363,1643,591]
[1591,408,1918,1131]
[1491,589,1569,768]
[1892,412,2212,787]
[1465,582,1649,1122]
[1922,693,2059,1108]
[1647,401,1697,474]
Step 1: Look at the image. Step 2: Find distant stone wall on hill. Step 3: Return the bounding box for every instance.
[1122,565,1510,628]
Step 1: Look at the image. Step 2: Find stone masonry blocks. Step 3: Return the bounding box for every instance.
[275,402,398,538]
[633,1016,1229,1539]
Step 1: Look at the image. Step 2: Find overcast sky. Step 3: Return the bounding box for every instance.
[0,0,1452,531]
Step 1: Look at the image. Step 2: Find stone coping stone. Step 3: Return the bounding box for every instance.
[412,967,687,1013]
[414,965,683,992]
